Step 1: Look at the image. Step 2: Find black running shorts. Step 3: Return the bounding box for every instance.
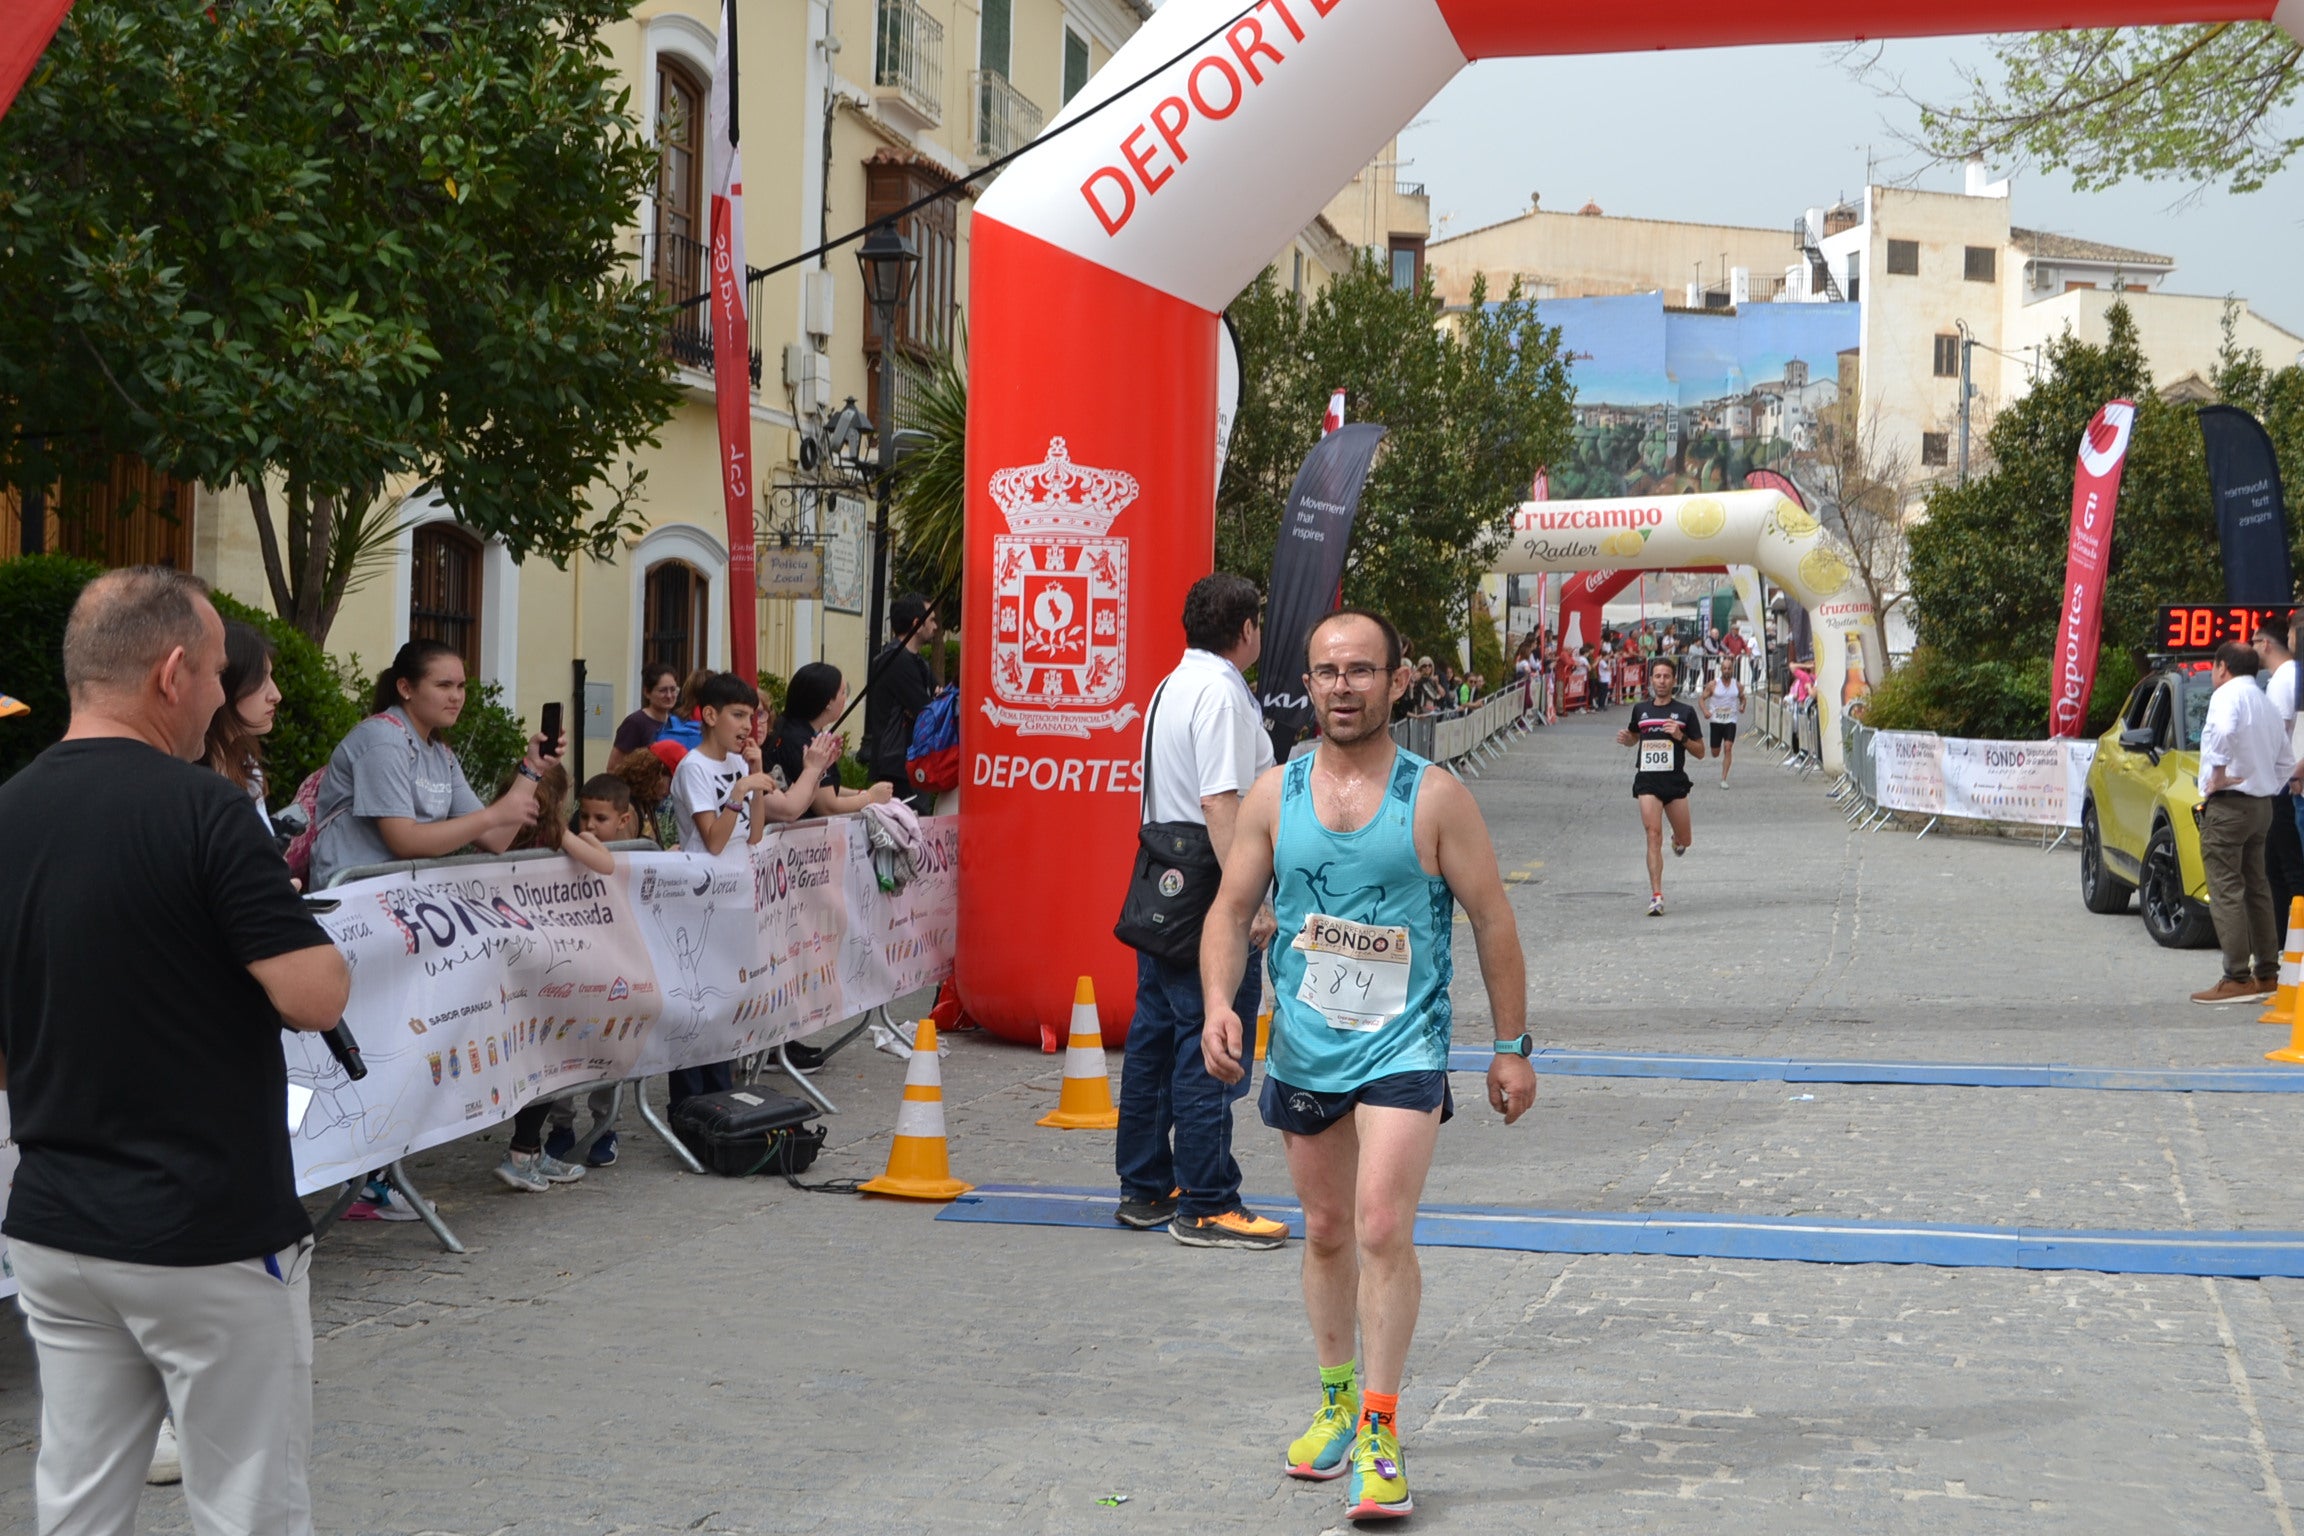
[1707,721,1737,749]
[1259,1071,1454,1136]
[1633,772,1691,803]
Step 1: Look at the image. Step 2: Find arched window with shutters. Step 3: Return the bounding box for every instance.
[410,523,483,674]
[642,559,710,678]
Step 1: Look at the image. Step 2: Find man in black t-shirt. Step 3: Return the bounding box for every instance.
[0,567,350,1534]
[1616,657,1707,917]
[863,592,940,807]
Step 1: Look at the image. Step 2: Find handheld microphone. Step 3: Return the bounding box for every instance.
[322,1020,368,1081]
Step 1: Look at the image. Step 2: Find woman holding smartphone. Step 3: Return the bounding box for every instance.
[308,640,551,891]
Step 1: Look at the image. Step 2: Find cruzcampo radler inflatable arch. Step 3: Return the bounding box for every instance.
[956,0,2304,1045]
[1494,490,1881,767]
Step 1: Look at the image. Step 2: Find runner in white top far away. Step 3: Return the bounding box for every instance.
[1705,667,1742,789]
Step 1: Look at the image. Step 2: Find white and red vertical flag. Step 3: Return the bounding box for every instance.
[1321,388,1346,437]
[707,0,757,681]
[2049,400,2135,737]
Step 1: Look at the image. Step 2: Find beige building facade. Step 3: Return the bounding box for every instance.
[46,0,1146,751]
[1428,199,1793,308]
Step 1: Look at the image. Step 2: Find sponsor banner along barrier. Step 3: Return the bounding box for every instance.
[286,817,956,1195]
[0,818,957,1292]
[1858,725,2096,828]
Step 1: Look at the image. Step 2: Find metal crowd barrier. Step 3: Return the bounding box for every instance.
[1826,716,1897,832]
[311,833,900,1251]
[1391,688,1539,777]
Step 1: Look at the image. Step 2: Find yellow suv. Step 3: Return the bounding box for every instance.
[2080,662,2217,948]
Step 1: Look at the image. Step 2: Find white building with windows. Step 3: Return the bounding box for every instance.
[1788,162,2304,487]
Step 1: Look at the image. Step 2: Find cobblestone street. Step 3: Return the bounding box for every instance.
[7,711,2302,1534]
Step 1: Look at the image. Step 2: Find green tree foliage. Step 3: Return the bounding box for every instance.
[0,0,681,642]
[0,556,362,797]
[1889,24,2300,194]
[1220,261,1574,656]
[0,554,106,779]
[1889,300,2304,737]
[445,679,533,804]
[889,340,969,628]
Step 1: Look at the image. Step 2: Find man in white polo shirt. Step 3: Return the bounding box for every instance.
[1114,573,1286,1249]
[2254,619,2304,921]
[2194,640,2296,1005]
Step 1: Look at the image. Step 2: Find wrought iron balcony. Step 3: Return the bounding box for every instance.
[874,0,943,129]
[644,232,765,389]
[972,69,1042,162]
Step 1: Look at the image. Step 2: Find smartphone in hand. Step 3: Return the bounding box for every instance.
[540,702,564,761]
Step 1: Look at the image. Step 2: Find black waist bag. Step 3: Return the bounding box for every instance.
[1112,684,1224,966]
[670,1087,826,1178]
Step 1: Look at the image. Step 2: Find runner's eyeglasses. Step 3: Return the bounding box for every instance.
[1307,663,1386,691]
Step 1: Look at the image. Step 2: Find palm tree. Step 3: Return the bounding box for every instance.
[888,338,967,628]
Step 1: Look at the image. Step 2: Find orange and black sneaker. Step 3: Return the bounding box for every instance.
[1170,1206,1287,1250]
[1115,1188,1180,1229]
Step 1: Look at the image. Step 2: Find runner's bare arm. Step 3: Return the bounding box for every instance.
[1420,771,1537,1124]
[1200,767,1283,1086]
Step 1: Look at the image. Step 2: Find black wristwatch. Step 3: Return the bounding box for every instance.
[1492,1034,1533,1058]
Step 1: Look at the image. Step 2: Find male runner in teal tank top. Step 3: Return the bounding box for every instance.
[1201,608,1539,1523]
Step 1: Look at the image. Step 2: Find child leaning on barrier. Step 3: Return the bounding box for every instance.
[523,772,649,1171]
[491,761,618,1192]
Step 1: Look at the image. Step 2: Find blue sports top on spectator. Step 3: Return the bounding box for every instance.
[655,712,703,750]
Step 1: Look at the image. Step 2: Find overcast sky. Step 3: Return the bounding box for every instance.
[1398,38,2304,346]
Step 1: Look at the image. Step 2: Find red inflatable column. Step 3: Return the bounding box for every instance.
[957,217,1218,1048]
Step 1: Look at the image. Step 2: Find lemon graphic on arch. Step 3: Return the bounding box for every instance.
[1771,497,1819,538]
[1599,529,1646,558]
[1798,547,1851,596]
[1676,497,1726,540]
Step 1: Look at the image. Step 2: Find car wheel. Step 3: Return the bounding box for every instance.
[2141,821,2216,949]
[2080,801,2134,914]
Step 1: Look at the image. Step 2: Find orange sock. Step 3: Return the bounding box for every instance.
[1360,1390,1399,1427]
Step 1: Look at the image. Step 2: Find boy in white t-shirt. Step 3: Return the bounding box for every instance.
[670,674,833,855]
[662,673,833,1108]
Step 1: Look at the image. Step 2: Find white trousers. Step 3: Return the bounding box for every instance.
[12,1236,314,1536]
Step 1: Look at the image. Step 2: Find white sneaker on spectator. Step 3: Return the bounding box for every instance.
[146,1418,181,1485]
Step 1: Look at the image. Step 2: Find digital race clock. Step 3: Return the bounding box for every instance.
[2156,604,2299,653]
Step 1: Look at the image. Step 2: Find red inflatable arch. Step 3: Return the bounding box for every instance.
[957,0,2300,1045]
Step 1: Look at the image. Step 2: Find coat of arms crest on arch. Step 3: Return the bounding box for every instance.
[981,437,1143,738]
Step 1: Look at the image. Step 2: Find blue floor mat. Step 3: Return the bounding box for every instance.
[936,1185,2304,1279]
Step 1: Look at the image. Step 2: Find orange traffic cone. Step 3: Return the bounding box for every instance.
[860,1018,973,1200]
[2263,898,2304,1025]
[1038,977,1120,1129]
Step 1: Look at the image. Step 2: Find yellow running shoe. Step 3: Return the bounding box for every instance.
[1284,1382,1359,1481]
[1345,1415,1411,1521]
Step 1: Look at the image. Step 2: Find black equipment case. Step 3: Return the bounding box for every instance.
[669,1087,826,1177]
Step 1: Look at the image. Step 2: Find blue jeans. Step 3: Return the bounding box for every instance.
[1116,949,1264,1219]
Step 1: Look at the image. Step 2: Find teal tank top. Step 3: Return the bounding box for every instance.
[1267,747,1454,1093]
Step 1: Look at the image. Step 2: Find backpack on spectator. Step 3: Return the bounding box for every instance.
[280,769,333,887]
[905,686,960,795]
[281,711,414,887]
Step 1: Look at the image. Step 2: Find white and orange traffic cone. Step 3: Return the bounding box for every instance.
[2265,898,2304,1026]
[1039,977,1120,1129]
[860,1017,973,1200]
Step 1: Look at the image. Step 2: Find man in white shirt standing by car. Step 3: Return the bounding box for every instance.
[2253,620,2304,923]
[2194,641,2296,1005]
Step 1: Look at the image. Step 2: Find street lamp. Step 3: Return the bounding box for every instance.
[858,222,919,658]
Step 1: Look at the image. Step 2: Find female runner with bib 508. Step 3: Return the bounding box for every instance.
[1618,657,1705,916]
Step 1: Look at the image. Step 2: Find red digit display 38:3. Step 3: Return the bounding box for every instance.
[2155,605,2298,653]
